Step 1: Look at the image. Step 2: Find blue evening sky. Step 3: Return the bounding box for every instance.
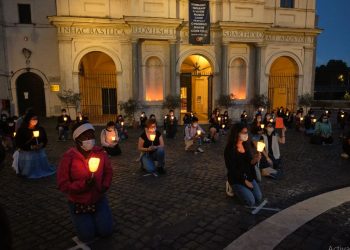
[316,0,350,66]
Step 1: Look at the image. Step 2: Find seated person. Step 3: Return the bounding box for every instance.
[240,111,248,126]
[138,119,165,175]
[341,132,350,159]
[304,110,316,136]
[165,110,178,139]
[57,109,72,141]
[100,121,121,156]
[75,112,89,123]
[140,112,147,129]
[250,114,264,141]
[208,113,220,142]
[115,115,128,140]
[184,117,205,153]
[311,114,333,145]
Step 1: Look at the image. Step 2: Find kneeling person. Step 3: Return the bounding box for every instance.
[100,121,121,156]
[184,117,205,153]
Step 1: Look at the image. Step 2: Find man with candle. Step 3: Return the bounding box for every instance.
[165,110,178,139]
[57,108,72,141]
[138,118,165,175]
[14,112,55,178]
[100,121,121,156]
[57,121,113,244]
[184,117,205,153]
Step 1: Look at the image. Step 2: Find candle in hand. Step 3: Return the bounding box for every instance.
[33,130,40,138]
[111,136,116,141]
[197,130,201,136]
[300,117,304,121]
[260,124,265,129]
[149,134,156,142]
[88,157,100,173]
[13,132,16,137]
[218,117,221,121]
[222,124,225,128]
[341,114,345,118]
[121,121,124,126]
[257,141,265,152]
[64,117,67,121]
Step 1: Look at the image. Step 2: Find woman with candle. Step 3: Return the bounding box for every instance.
[57,121,113,244]
[100,121,121,156]
[14,112,55,178]
[250,113,264,141]
[138,118,165,175]
[311,114,333,145]
[224,123,263,206]
[184,117,205,153]
[115,115,128,140]
[208,112,220,142]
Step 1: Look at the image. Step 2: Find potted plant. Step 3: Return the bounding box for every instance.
[118,98,143,128]
[162,95,181,110]
[298,93,313,114]
[57,89,81,118]
[216,94,235,110]
[250,94,270,110]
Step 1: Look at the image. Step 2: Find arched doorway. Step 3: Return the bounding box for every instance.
[16,72,46,116]
[268,56,298,111]
[180,55,213,122]
[79,51,117,124]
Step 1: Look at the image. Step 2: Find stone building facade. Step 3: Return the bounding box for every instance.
[1,0,320,123]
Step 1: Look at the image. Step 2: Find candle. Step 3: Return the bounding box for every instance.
[13,132,16,137]
[222,124,225,128]
[218,117,221,121]
[64,117,67,121]
[171,116,174,120]
[149,134,156,142]
[260,124,265,129]
[312,118,317,123]
[269,118,274,123]
[300,117,304,121]
[111,136,116,141]
[79,116,82,121]
[121,121,124,126]
[197,130,201,136]
[257,141,265,152]
[33,130,40,138]
[164,115,167,119]
[325,110,328,114]
[262,108,264,112]
[88,157,100,173]
[341,114,345,118]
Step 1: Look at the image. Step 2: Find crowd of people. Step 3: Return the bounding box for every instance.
[0,105,349,247]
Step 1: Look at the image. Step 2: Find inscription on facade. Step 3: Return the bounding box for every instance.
[131,26,175,36]
[58,26,126,36]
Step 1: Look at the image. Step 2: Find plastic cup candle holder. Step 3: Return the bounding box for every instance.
[13,132,16,137]
[164,115,167,119]
[341,114,345,118]
[325,110,328,114]
[121,121,124,126]
[88,157,100,177]
[111,136,116,141]
[218,117,221,121]
[197,130,201,136]
[300,117,304,121]
[257,141,265,152]
[222,124,225,128]
[269,119,274,123]
[312,118,317,123]
[171,116,174,120]
[149,134,156,142]
[260,124,265,129]
[33,130,40,144]
[64,117,67,122]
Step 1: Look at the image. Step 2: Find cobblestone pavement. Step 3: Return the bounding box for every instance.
[0,115,349,250]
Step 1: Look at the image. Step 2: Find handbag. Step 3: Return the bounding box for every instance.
[74,203,96,214]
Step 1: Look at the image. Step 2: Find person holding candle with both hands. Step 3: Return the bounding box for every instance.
[56,108,72,141]
[57,121,113,244]
[14,112,55,178]
[138,118,165,175]
[184,117,205,153]
[100,121,121,156]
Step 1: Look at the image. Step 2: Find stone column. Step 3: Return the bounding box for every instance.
[255,43,267,95]
[303,45,315,95]
[131,39,139,100]
[221,42,229,94]
[169,40,177,95]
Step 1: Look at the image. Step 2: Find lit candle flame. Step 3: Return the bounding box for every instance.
[13,132,16,137]
[171,116,174,120]
[64,117,67,121]
[111,136,116,141]
[312,118,317,123]
[341,114,344,118]
[300,117,304,121]
[197,130,201,135]
[88,157,100,173]
[222,124,225,128]
[121,121,124,126]
[218,117,221,121]
[149,134,156,142]
[257,141,265,152]
[260,124,265,129]
[269,118,274,123]
[33,130,40,138]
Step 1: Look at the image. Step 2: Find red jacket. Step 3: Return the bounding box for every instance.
[57,146,113,205]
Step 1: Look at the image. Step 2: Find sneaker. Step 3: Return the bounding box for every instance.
[226,181,234,197]
[197,147,204,153]
[341,153,349,159]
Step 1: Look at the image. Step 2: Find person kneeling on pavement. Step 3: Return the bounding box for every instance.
[341,132,350,159]
[57,121,114,244]
[184,117,205,154]
[138,118,166,175]
[224,123,263,206]
[311,114,333,145]
[259,123,286,179]
[100,121,121,156]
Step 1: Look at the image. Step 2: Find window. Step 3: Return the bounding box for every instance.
[18,4,32,24]
[102,88,117,114]
[229,58,247,100]
[280,0,294,8]
[145,57,164,101]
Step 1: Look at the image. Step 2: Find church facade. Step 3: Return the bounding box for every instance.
[2,0,320,123]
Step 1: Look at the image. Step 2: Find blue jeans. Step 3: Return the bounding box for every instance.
[232,180,262,207]
[68,196,113,243]
[58,126,68,140]
[141,147,165,173]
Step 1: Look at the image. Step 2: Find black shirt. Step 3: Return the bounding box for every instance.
[15,126,48,151]
[140,130,161,148]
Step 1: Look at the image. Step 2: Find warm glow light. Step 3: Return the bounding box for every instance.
[218,117,221,121]
[33,130,40,138]
[149,134,156,142]
[64,117,67,121]
[325,110,328,114]
[171,116,174,120]
[341,114,345,118]
[269,118,274,123]
[13,132,16,137]
[88,157,100,173]
[121,121,124,126]
[257,141,265,152]
[197,130,201,135]
[222,124,225,128]
[300,117,304,121]
[312,118,317,123]
[261,124,265,129]
[111,136,116,141]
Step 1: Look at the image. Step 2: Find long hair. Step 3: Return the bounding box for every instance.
[225,122,248,151]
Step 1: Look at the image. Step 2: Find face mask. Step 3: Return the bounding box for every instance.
[8,123,14,126]
[322,119,328,123]
[239,133,248,142]
[81,139,95,151]
[30,120,38,126]
[257,118,261,122]
[193,123,198,128]
[267,127,274,134]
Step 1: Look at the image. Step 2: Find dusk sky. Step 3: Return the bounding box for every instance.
[316,0,350,66]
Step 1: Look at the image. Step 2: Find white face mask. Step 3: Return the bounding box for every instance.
[81,139,95,151]
[267,127,274,134]
[239,133,248,142]
[257,118,262,122]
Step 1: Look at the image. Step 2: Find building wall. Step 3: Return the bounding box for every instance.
[3,0,61,116]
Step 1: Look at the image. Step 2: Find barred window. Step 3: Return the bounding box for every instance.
[102,88,117,114]
[18,4,32,24]
[280,0,294,8]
